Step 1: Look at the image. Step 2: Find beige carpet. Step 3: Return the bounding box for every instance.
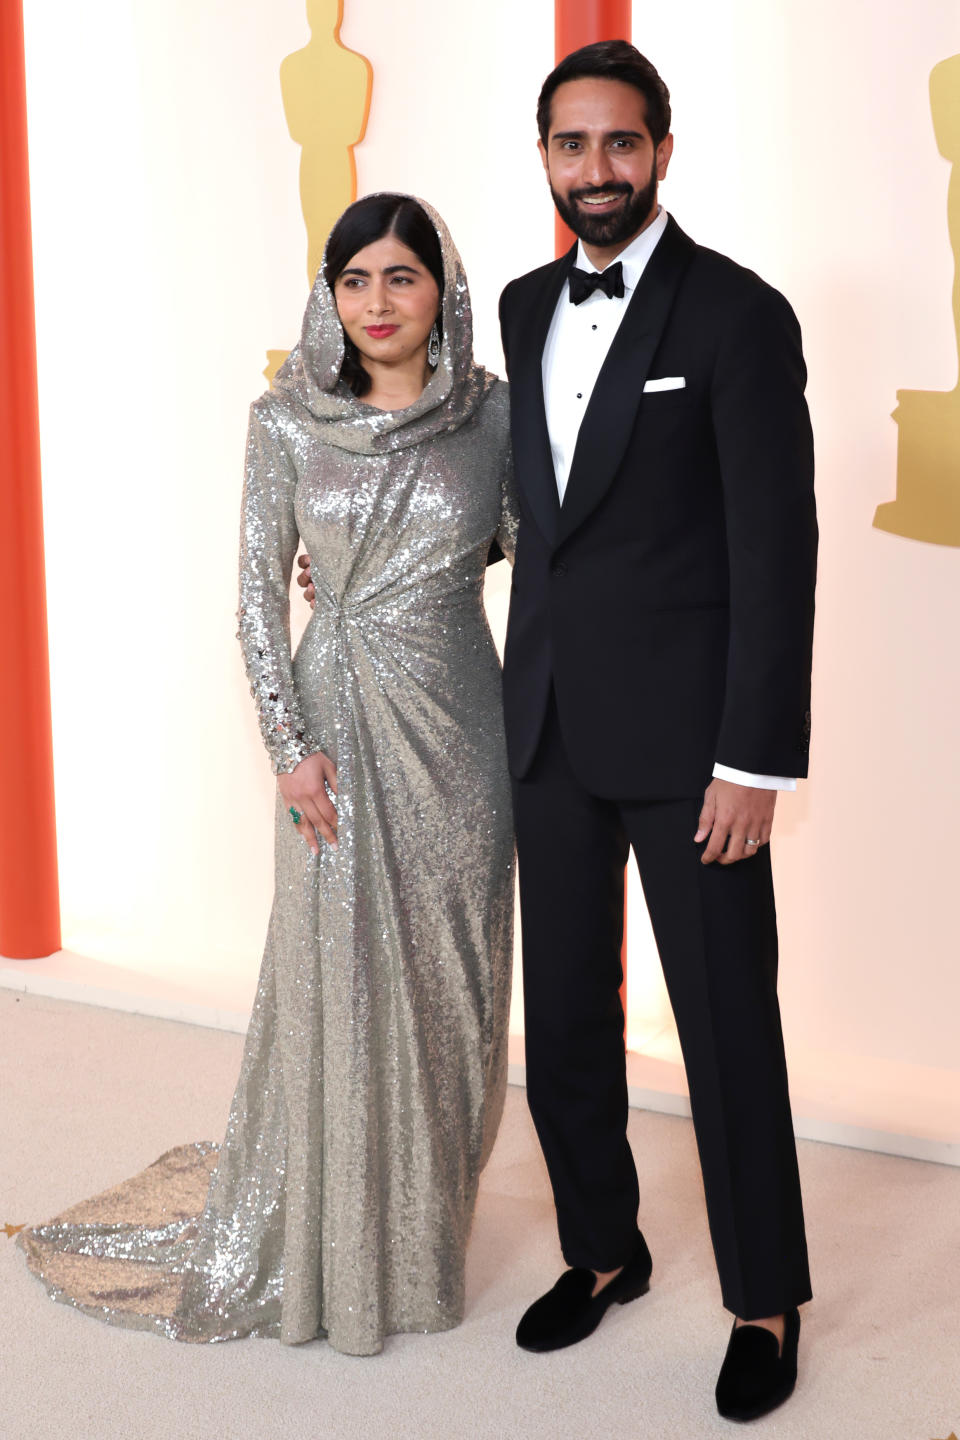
[2,988,958,1440]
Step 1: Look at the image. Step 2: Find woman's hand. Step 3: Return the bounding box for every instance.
[278,751,338,855]
[296,553,316,607]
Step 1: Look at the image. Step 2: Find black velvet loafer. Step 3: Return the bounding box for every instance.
[515,1233,652,1353]
[715,1307,801,1422]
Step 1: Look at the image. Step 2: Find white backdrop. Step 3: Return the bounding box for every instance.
[20,0,960,1140]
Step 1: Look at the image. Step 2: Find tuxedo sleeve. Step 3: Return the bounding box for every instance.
[710,287,817,777]
[496,442,519,565]
[498,282,516,378]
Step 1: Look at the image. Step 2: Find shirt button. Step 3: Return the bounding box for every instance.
[576,392,583,399]
[592,324,598,331]
[551,560,568,578]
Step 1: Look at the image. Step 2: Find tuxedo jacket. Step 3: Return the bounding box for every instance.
[498,215,818,799]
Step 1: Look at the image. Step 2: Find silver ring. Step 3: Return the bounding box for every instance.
[745,837,760,847]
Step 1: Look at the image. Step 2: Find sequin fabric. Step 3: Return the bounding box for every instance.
[18,199,519,1356]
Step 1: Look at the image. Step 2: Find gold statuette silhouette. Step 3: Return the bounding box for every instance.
[874,53,960,545]
[265,0,373,384]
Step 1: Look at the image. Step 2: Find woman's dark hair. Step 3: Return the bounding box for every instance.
[536,41,671,149]
[324,194,444,398]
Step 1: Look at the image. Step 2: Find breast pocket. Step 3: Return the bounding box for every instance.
[638,385,695,435]
[641,385,690,407]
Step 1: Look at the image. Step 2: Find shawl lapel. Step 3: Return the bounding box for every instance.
[507,244,577,548]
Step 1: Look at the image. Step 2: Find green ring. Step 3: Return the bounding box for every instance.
[288,806,303,825]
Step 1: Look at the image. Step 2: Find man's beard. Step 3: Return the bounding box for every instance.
[550,163,658,247]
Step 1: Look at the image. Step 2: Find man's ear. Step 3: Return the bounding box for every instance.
[656,132,674,183]
[537,138,549,178]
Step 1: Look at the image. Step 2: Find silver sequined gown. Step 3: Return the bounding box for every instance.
[18,201,518,1356]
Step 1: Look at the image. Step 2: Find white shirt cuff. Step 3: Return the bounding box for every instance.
[712,763,797,792]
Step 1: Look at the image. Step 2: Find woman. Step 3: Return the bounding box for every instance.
[18,195,517,1356]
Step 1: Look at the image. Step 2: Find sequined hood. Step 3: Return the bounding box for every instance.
[271,195,496,454]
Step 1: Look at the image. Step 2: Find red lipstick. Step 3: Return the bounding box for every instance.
[365,325,399,339]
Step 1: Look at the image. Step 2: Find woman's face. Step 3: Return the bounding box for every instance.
[334,235,441,373]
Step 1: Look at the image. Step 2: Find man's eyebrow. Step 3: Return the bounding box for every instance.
[551,129,646,142]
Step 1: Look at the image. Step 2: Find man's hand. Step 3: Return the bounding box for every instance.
[695,778,776,865]
[278,750,338,854]
[296,552,315,607]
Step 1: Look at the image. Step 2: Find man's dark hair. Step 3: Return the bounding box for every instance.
[324,194,444,398]
[536,41,671,148]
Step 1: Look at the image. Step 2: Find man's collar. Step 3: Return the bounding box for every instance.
[575,207,669,289]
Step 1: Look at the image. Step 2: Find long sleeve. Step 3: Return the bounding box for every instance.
[710,288,818,777]
[237,401,318,775]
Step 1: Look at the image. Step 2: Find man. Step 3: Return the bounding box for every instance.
[498,41,816,1422]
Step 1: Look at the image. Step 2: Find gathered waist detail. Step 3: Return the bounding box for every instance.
[314,574,482,630]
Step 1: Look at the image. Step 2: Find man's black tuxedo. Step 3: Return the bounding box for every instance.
[499,215,817,796]
[499,215,816,1321]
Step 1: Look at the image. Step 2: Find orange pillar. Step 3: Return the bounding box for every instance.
[0,0,61,958]
[554,0,631,1028]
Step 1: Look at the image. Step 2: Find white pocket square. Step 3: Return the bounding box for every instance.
[643,376,686,392]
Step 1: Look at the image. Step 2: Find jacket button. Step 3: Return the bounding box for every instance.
[551,560,567,577]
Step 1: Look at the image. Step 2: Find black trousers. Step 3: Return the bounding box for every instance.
[512,694,812,1319]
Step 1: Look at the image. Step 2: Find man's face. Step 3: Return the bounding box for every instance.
[539,77,673,250]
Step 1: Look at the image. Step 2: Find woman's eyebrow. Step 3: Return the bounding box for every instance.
[339,264,421,278]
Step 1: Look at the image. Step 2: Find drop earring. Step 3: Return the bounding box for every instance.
[427,322,441,368]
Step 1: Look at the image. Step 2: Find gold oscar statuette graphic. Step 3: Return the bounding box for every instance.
[264,0,373,384]
[874,54,960,545]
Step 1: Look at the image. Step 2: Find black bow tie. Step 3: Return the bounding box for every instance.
[568,261,625,305]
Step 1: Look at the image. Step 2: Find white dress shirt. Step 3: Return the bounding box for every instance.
[540,209,796,793]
